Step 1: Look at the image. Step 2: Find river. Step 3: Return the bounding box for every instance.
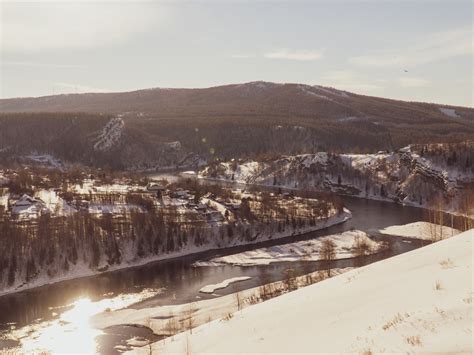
[0,192,449,354]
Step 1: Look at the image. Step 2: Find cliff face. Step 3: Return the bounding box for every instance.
[201,143,474,215]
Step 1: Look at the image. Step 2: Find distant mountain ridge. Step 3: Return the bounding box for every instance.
[0,81,472,116]
[0,82,473,169]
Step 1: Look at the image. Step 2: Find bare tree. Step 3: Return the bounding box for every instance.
[283,268,297,291]
[184,303,197,334]
[352,235,372,267]
[235,291,243,311]
[320,239,336,277]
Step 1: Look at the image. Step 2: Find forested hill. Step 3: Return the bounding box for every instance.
[0,82,473,169]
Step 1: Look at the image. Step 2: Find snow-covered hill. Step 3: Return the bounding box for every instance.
[201,144,474,216]
[148,229,474,354]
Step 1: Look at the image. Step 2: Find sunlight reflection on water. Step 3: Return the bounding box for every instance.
[10,288,158,354]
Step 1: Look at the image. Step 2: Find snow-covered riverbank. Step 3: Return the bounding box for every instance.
[145,229,474,354]
[90,268,353,339]
[194,230,383,266]
[199,277,252,294]
[379,221,460,240]
[0,209,351,297]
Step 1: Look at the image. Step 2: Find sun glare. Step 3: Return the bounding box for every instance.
[11,289,158,354]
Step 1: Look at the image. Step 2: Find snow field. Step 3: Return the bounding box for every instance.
[148,229,473,354]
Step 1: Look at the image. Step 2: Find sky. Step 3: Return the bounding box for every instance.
[1,0,472,106]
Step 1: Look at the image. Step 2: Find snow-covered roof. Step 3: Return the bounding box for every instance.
[14,194,43,207]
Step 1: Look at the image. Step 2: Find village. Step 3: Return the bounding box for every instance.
[0,166,348,295]
[0,169,237,223]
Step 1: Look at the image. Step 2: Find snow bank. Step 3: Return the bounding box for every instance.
[150,229,474,354]
[379,221,460,240]
[195,230,381,266]
[199,277,252,294]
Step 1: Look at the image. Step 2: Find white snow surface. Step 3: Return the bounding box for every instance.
[439,107,460,118]
[36,190,76,216]
[148,229,474,354]
[199,277,252,294]
[313,85,350,98]
[94,116,124,152]
[297,85,331,100]
[0,193,8,209]
[379,221,461,240]
[195,230,381,266]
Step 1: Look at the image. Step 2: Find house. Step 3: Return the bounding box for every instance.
[205,210,224,222]
[204,192,216,200]
[11,194,47,219]
[0,175,9,186]
[224,202,241,210]
[186,202,197,209]
[196,203,207,211]
[230,203,241,210]
[171,190,189,199]
[147,183,166,197]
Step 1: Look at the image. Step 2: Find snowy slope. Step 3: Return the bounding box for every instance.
[379,221,460,241]
[150,229,474,354]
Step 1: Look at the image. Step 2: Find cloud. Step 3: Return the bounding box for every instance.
[264,49,323,61]
[350,27,472,68]
[1,2,165,52]
[3,61,85,69]
[54,82,109,94]
[397,77,431,88]
[230,54,256,59]
[319,70,383,92]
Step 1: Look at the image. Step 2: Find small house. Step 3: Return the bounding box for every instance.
[11,194,47,219]
[147,183,166,197]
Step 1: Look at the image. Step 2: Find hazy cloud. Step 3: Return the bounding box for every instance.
[230,54,256,59]
[319,70,383,92]
[350,27,472,68]
[54,82,109,94]
[264,49,323,61]
[1,2,165,52]
[3,61,86,69]
[397,77,431,88]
